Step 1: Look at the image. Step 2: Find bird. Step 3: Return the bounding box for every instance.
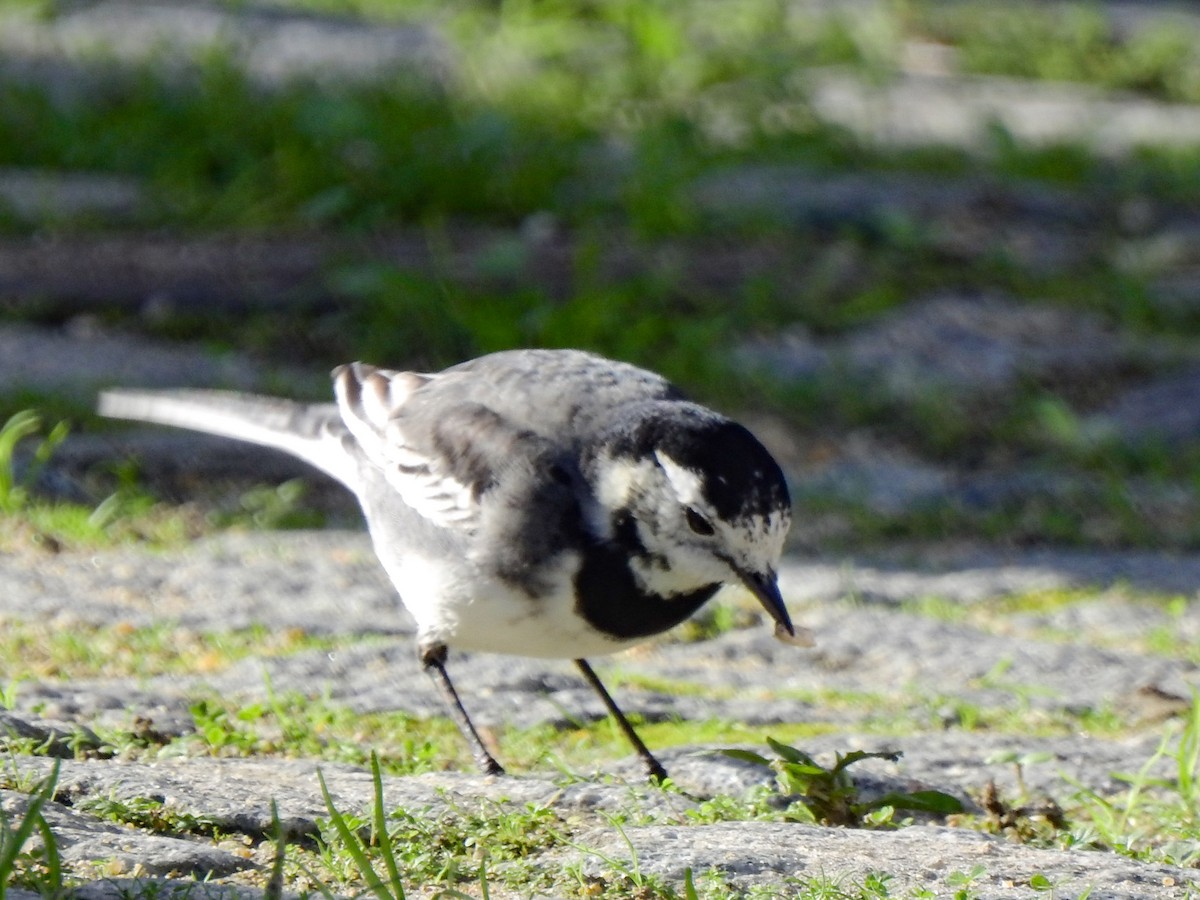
[99,348,805,780]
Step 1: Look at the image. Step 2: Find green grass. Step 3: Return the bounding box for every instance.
[955,697,1200,870]
[917,2,1200,104]
[0,410,67,516]
[0,760,63,897]
[901,587,1200,665]
[717,738,963,828]
[4,0,1200,243]
[3,662,1199,895]
[289,744,958,899]
[0,620,347,682]
[79,794,225,840]
[281,721,1200,896]
[0,407,331,551]
[6,0,1200,233]
[307,754,566,898]
[5,0,1200,551]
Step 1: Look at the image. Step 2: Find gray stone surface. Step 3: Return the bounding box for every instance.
[0,322,316,395]
[561,820,1195,899]
[3,731,1197,897]
[3,788,254,879]
[0,168,146,224]
[695,166,1097,229]
[1089,367,1200,444]
[2,531,1200,896]
[0,233,354,316]
[842,296,1132,398]
[809,68,1200,155]
[0,531,398,631]
[780,545,1200,604]
[746,294,1145,401]
[0,0,451,93]
[695,164,1109,277]
[695,166,1098,273]
[7,885,262,900]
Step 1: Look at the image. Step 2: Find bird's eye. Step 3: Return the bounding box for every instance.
[684,507,715,536]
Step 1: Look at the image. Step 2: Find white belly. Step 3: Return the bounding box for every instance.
[382,550,637,658]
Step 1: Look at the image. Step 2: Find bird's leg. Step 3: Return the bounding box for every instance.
[575,658,668,783]
[420,643,504,776]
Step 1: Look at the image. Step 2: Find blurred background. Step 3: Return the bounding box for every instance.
[3,0,1200,554]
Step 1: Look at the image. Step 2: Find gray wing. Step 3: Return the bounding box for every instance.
[332,349,681,531]
[422,348,683,439]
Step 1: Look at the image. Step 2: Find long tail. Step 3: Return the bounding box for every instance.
[98,389,360,490]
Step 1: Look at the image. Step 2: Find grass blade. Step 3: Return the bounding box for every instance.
[370,752,404,898]
[0,759,61,886]
[872,790,964,815]
[717,748,771,767]
[318,766,402,900]
[265,799,287,900]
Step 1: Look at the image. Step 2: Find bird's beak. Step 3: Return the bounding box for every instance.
[739,567,792,633]
[737,567,815,648]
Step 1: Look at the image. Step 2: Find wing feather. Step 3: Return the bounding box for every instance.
[334,363,482,530]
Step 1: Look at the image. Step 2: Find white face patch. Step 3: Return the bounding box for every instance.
[590,453,655,538]
[654,451,705,506]
[593,453,648,507]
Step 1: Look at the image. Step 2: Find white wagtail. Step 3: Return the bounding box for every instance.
[99,349,807,780]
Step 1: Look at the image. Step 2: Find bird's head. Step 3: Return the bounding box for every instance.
[586,402,796,636]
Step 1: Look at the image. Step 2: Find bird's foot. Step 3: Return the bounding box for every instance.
[477,754,505,777]
[644,756,668,785]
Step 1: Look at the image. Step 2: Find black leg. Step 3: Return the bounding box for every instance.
[420,643,504,776]
[575,658,667,783]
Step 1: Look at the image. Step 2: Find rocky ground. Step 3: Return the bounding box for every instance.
[3,0,1200,897]
[3,529,1200,898]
